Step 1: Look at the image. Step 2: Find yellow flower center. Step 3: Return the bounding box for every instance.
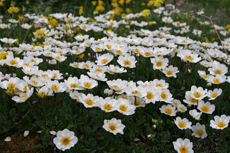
[202,74,209,78]
[214,69,222,75]
[166,70,173,76]
[189,97,197,103]
[20,93,28,100]
[201,105,210,112]
[31,80,38,85]
[70,83,78,88]
[61,137,70,146]
[95,68,102,72]
[51,84,59,91]
[179,145,188,153]
[10,59,18,65]
[134,49,139,53]
[109,123,117,131]
[112,85,119,89]
[124,60,131,66]
[217,121,226,128]
[178,121,187,128]
[104,104,113,111]
[102,59,108,64]
[7,82,16,88]
[161,92,168,99]
[119,104,128,112]
[84,82,92,88]
[85,98,94,105]
[196,129,203,136]
[144,52,151,56]
[132,90,141,95]
[213,78,220,83]
[106,45,112,49]
[165,108,172,114]
[156,61,163,67]
[135,99,141,105]
[210,93,218,98]
[146,92,154,99]
[185,55,194,61]
[83,64,89,68]
[37,91,46,98]
[193,92,202,98]
[116,50,122,54]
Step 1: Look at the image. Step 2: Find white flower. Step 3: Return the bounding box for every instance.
[4,136,11,142]
[197,9,204,15]
[210,114,230,130]
[103,118,125,135]
[117,53,137,68]
[189,109,202,120]
[24,130,30,137]
[190,85,207,100]
[174,117,192,130]
[191,123,207,139]
[198,100,215,114]
[173,138,194,153]
[50,131,57,135]
[53,129,78,151]
[159,104,177,116]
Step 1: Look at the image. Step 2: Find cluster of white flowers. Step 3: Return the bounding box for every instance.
[1,2,230,152]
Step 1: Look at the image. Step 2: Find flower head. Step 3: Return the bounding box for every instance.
[103,118,125,135]
[53,129,78,151]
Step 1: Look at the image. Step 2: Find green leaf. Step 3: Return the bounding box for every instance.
[161,131,170,142]
[152,146,159,153]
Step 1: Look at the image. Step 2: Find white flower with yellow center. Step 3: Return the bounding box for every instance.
[64,77,83,91]
[208,75,226,84]
[79,93,100,108]
[117,53,137,68]
[177,104,187,113]
[125,85,147,98]
[0,77,21,90]
[159,88,173,103]
[103,40,115,51]
[150,56,168,70]
[150,79,169,89]
[117,98,136,115]
[70,46,86,55]
[174,117,192,130]
[207,88,222,100]
[103,118,125,135]
[177,49,201,63]
[190,85,207,100]
[47,70,63,80]
[36,85,52,98]
[87,71,107,81]
[98,97,118,112]
[5,54,24,68]
[191,123,207,139]
[173,138,194,153]
[140,48,154,58]
[78,61,95,70]
[91,43,104,52]
[46,80,66,93]
[159,104,177,116]
[198,70,210,80]
[95,53,114,66]
[200,60,212,68]
[144,85,160,104]
[12,87,34,103]
[210,114,230,130]
[69,87,81,99]
[189,109,202,120]
[198,100,215,114]
[171,99,181,106]
[79,75,98,89]
[53,129,78,151]
[162,65,179,78]
[107,65,127,74]
[23,76,45,87]
[183,91,198,106]
[106,79,128,91]
[52,53,67,62]
[208,61,228,76]
[91,65,107,73]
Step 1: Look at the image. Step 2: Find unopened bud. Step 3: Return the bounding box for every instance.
[147,134,155,141]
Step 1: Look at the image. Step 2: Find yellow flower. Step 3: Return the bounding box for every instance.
[154,0,165,7]
[141,3,146,6]
[147,0,155,6]
[141,9,150,17]
[91,1,97,5]
[26,0,29,4]
[0,1,4,6]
